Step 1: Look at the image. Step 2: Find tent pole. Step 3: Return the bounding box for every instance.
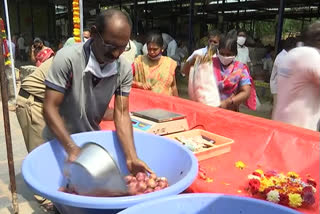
[188,0,194,54]
[0,36,19,214]
[275,0,285,54]
[3,0,17,99]
[79,0,84,43]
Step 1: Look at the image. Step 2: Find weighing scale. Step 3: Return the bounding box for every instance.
[131,109,189,135]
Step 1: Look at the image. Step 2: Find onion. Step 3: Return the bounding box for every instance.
[147,179,157,188]
[149,173,157,180]
[158,181,168,189]
[154,186,161,191]
[144,188,153,194]
[124,175,133,184]
[159,177,168,182]
[137,181,147,192]
[128,182,138,195]
[136,172,147,181]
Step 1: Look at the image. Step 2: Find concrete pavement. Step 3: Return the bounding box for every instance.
[0,100,47,214]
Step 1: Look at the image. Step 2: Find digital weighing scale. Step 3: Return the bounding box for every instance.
[131,109,189,135]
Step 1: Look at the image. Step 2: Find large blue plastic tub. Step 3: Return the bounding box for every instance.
[22,131,198,214]
[119,193,301,214]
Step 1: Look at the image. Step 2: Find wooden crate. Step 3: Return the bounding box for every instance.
[165,129,234,161]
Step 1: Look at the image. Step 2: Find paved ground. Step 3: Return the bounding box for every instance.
[0,101,47,214]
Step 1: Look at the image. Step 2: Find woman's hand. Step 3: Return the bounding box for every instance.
[141,82,152,90]
[219,96,233,109]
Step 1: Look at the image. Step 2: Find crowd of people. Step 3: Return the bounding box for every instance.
[1,7,319,213]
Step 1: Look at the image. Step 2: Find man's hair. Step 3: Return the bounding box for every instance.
[208,30,221,38]
[302,21,320,48]
[219,29,238,55]
[95,9,132,33]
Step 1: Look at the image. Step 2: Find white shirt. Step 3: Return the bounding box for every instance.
[133,40,143,57]
[84,49,118,78]
[273,47,320,131]
[270,49,287,94]
[186,47,208,62]
[17,37,25,50]
[236,45,251,65]
[167,40,177,58]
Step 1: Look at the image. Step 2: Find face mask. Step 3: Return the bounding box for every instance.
[148,53,162,61]
[237,36,246,46]
[218,53,235,66]
[84,38,88,42]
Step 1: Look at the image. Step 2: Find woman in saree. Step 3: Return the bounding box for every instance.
[132,32,179,96]
[213,30,256,111]
[31,38,54,67]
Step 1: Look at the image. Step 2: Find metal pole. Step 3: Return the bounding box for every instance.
[134,0,138,35]
[3,0,17,99]
[29,0,35,39]
[188,0,194,54]
[0,37,19,214]
[79,0,84,43]
[275,0,285,54]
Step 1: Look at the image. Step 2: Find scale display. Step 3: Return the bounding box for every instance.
[131,118,152,131]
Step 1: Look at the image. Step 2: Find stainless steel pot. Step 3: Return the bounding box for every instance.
[65,142,127,196]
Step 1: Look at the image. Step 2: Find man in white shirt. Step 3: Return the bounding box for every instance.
[273,22,320,131]
[235,30,251,66]
[270,37,296,113]
[18,33,26,61]
[182,30,221,76]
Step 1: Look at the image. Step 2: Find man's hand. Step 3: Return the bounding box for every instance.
[126,158,153,175]
[66,145,81,162]
[114,95,153,176]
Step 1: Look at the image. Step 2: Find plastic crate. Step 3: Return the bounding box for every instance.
[165,129,234,161]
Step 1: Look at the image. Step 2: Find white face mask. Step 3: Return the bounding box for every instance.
[237,36,246,46]
[218,53,235,66]
[148,53,162,61]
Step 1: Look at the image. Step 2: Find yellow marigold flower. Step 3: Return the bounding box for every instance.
[5,60,11,65]
[235,161,246,169]
[255,169,264,176]
[288,193,303,208]
[287,172,299,179]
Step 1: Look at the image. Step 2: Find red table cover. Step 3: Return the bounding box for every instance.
[100,88,320,214]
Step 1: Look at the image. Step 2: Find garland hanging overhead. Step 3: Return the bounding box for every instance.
[0,18,11,66]
[72,0,81,43]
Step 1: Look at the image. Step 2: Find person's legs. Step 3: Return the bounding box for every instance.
[16,95,31,150]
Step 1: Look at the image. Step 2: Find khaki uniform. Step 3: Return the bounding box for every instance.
[16,58,53,152]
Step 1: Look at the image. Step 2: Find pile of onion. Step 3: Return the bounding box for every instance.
[124,172,169,195]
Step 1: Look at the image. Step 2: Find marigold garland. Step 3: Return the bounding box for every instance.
[247,170,317,209]
[0,18,11,65]
[72,0,81,43]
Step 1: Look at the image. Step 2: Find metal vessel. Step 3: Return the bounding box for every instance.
[65,142,127,196]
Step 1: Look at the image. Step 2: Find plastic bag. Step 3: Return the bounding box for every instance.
[188,59,221,107]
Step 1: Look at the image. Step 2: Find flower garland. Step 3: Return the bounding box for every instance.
[247,169,317,209]
[72,0,81,43]
[0,18,11,66]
